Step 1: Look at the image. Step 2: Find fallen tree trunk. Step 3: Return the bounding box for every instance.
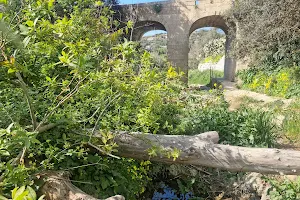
[39,172,125,200]
[92,131,300,175]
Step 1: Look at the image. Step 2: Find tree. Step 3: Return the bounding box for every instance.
[228,0,300,68]
[2,0,300,199]
[189,29,225,69]
[0,0,182,198]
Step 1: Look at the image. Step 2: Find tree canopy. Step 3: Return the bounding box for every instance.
[229,0,300,68]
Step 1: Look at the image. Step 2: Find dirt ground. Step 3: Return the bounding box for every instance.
[221,81,292,111]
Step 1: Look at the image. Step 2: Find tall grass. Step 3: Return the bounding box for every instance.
[188,69,224,85]
[283,100,300,140]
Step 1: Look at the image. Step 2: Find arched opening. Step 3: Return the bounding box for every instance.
[188,27,226,86]
[133,21,168,68]
[131,21,166,41]
[188,16,236,85]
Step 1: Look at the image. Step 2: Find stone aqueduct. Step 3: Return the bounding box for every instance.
[119,0,236,82]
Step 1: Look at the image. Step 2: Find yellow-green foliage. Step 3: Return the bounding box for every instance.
[202,54,223,64]
[239,67,300,98]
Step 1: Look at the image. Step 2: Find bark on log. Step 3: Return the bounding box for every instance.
[93,131,300,175]
[40,172,125,200]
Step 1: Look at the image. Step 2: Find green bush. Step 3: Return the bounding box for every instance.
[176,97,276,147]
[228,0,300,68]
[0,0,183,198]
[238,67,300,98]
[267,177,300,200]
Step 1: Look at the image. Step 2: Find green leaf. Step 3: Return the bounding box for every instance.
[127,21,133,29]
[25,20,34,27]
[26,186,37,200]
[0,195,8,200]
[48,0,54,8]
[100,177,110,189]
[33,17,39,27]
[6,123,14,133]
[37,195,45,200]
[0,150,10,156]
[7,68,16,74]
[14,191,29,200]
[45,76,51,82]
[11,187,18,198]
[13,186,25,199]
[19,25,29,35]
[23,36,31,47]
[95,1,103,6]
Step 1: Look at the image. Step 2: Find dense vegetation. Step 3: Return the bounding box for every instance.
[238,67,300,98]
[188,28,225,70]
[0,0,299,199]
[231,0,300,198]
[232,0,300,98]
[229,0,300,68]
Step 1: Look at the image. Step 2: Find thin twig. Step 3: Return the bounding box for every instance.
[66,163,108,170]
[77,99,109,123]
[20,147,26,165]
[35,74,90,131]
[37,120,66,133]
[87,142,120,159]
[90,93,121,137]
[16,72,37,130]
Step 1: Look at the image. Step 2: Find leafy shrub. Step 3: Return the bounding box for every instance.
[72,158,152,199]
[0,186,44,200]
[0,0,183,198]
[176,96,276,147]
[238,67,300,98]
[267,177,300,200]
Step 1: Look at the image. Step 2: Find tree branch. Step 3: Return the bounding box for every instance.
[15,72,37,130]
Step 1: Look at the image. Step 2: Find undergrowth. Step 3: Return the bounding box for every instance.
[189,69,224,85]
[238,67,300,98]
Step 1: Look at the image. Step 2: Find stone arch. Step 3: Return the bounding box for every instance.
[131,21,167,41]
[189,16,236,81]
[189,15,229,35]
